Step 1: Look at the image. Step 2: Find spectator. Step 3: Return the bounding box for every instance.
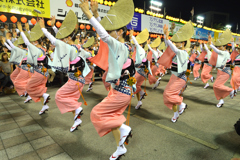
[4,24,9,32]
[10,23,19,34]
[0,26,7,37]
[0,53,13,93]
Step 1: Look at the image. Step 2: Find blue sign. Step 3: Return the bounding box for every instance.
[195,28,214,40]
[127,12,142,31]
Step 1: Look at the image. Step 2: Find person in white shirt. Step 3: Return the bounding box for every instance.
[208,31,237,108]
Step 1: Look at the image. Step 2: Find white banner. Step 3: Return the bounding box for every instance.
[50,0,110,24]
[141,14,169,34]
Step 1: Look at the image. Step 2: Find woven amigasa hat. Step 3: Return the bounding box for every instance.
[83,36,95,48]
[171,21,194,42]
[29,22,44,42]
[56,10,78,39]
[150,37,161,48]
[158,42,165,50]
[144,43,148,51]
[16,31,30,45]
[131,28,149,45]
[100,0,134,31]
[215,29,232,46]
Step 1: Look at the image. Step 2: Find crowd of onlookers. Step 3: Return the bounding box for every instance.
[0,22,101,95]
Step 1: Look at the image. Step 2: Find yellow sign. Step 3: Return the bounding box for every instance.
[0,0,50,18]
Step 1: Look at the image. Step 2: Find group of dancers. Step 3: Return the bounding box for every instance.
[3,0,240,159]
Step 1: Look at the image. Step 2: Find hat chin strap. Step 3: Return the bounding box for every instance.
[115,30,124,40]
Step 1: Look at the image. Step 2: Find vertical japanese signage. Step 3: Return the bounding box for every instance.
[0,0,50,18]
[126,12,142,31]
[141,14,169,34]
[50,0,110,24]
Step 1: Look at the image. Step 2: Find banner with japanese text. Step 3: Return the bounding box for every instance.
[50,0,110,24]
[141,14,169,34]
[0,0,50,18]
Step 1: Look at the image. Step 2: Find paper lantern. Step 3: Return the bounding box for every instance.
[80,24,85,30]
[126,31,130,35]
[136,32,139,35]
[1,15,7,23]
[108,1,112,6]
[92,27,96,31]
[21,17,27,23]
[112,2,115,5]
[31,18,36,25]
[100,0,103,4]
[135,8,139,12]
[86,25,91,30]
[56,21,62,28]
[47,20,52,26]
[104,1,108,5]
[10,16,17,23]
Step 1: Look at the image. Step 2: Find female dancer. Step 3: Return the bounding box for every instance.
[130,29,152,109]
[208,31,236,107]
[147,38,161,89]
[17,22,50,114]
[162,22,194,123]
[5,31,33,103]
[79,0,135,159]
[39,10,91,132]
[201,43,214,89]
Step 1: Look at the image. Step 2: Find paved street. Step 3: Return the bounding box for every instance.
[0,70,240,160]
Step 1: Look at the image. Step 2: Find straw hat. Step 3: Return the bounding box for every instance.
[16,31,30,45]
[56,10,78,39]
[185,40,191,49]
[100,0,134,31]
[158,42,165,51]
[215,29,232,46]
[150,37,161,48]
[83,36,95,48]
[29,22,44,42]
[144,44,148,51]
[171,21,194,42]
[131,28,149,45]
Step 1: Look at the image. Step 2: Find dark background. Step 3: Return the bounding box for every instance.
[113,0,240,33]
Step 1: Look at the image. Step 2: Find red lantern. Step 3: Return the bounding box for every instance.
[10,16,17,23]
[136,32,139,35]
[80,24,85,30]
[126,31,130,35]
[1,15,7,23]
[21,17,27,23]
[31,18,36,25]
[92,27,96,31]
[133,32,137,36]
[86,25,91,30]
[56,21,62,28]
[47,20,52,26]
